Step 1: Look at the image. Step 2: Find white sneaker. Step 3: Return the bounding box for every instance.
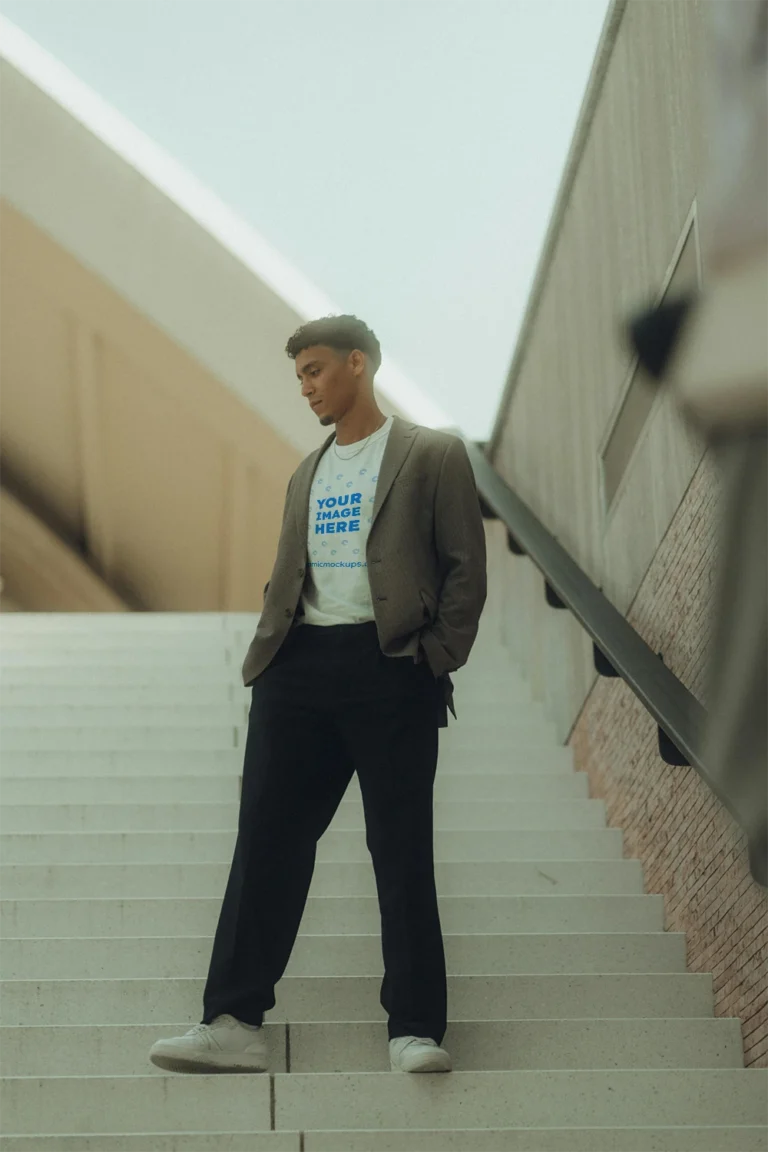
[149,1014,268,1073]
[389,1035,452,1073]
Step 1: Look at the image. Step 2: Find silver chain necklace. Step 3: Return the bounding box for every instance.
[332,417,387,460]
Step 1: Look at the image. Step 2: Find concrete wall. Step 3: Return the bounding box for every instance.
[490,0,709,741]
[486,0,766,1064]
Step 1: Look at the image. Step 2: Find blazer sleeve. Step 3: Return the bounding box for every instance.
[419,437,488,676]
[263,470,298,602]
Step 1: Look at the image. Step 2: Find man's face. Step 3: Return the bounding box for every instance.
[295,345,361,426]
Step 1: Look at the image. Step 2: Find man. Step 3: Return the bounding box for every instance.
[150,314,487,1075]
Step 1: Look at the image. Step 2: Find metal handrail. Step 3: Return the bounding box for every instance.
[464,438,766,888]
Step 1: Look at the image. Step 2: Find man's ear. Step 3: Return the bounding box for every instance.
[349,349,366,377]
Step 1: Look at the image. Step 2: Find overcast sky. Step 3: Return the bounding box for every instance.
[0,0,608,439]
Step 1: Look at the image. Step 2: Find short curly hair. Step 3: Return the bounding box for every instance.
[285,314,382,374]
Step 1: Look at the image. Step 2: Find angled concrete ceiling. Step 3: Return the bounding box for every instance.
[0,21,450,613]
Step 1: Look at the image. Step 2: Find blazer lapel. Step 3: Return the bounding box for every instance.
[370,416,417,530]
[292,416,417,547]
[292,431,336,547]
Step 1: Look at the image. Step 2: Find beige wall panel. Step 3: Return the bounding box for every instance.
[0,487,128,612]
[0,201,300,612]
[240,462,283,611]
[0,268,81,534]
[98,340,227,609]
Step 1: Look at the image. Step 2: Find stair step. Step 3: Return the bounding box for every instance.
[0,682,537,710]
[0,702,549,727]
[0,612,260,633]
[0,771,588,804]
[0,728,240,752]
[0,685,242,707]
[0,973,712,1025]
[1,1017,744,1076]
[304,1128,768,1152]
[0,650,235,667]
[2,1128,767,1152]
[1,724,557,753]
[428,747,573,769]
[0,827,625,863]
[1,1071,764,1136]
[276,1069,768,1133]
[0,1136,297,1152]
[0,931,687,979]
[0,858,643,898]
[440,725,556,748]
[0,667,532,694]
[0,654,529,687]
[0,1075,271,1137]
[0,747,574,776]
[445,699,548,715]
[0,798,606,833]
[0,669,249,687]
[291,1022,746,1073]
[0,705,248,727]
[0,893,663,937]
[287,1017,744,1072]
[0,635,242,653]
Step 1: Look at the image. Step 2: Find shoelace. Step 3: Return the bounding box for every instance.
[187,1023,213,1036]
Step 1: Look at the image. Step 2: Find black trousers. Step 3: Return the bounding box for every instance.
[201,621,447,1044]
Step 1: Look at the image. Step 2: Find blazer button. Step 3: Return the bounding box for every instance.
[298,568,305,578]
[284,608,293,617]
[376,596,387,602]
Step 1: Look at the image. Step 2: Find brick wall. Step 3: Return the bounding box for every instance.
[570,450,768,1067]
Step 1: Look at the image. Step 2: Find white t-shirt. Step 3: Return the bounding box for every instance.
[298,416,394,627]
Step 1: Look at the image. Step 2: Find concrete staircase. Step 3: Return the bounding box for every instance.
[0,612,765,1151]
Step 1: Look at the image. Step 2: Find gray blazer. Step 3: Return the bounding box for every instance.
[241,415,488,726]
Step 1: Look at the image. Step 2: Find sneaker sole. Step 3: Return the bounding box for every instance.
[390,1054,453,1073]
[150,1048,268,1074]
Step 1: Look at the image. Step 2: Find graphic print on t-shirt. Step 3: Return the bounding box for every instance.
[309,466,377,570]
[299,417,393,628]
